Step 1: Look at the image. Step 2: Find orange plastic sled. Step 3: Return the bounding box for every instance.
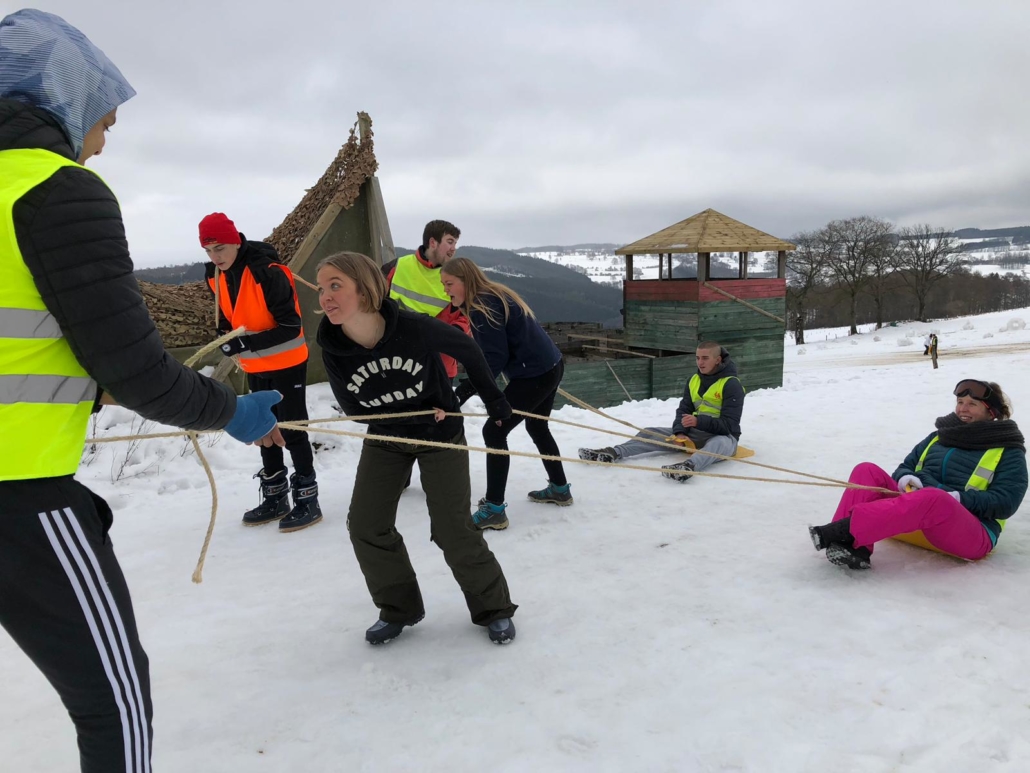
[666,435,755,459]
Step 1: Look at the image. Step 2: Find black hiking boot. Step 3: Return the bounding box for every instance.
[243,469,290,526]
[365,614,425,645]
[279,471,323,533]
[661,459,695,482]
[808,516,854,551]
[488,617,516,645]
[579,447,617,463]
[825,543,872,570]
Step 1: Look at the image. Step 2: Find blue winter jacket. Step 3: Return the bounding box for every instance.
[467,295,561,380]
[893,431,1028,543]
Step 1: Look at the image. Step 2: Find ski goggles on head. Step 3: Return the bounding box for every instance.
[953,379,994,401]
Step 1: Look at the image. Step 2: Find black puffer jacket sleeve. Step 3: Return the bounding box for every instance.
[13,166,237,430]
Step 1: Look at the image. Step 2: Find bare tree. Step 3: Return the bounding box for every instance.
[896,225,960,321]
[824,216,893,334]
[863,226,900,329]
[786,230,831,344]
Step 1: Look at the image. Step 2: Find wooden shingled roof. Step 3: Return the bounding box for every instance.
[614,209,795,255]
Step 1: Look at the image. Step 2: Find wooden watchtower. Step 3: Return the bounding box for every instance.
[615,209,794,390]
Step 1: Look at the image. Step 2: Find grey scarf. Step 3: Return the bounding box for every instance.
[934,413,1025,452]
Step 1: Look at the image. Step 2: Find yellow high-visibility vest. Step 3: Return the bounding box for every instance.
[0,148,98,481]
[688,374,741,418]
[916,435,1007,529]
[389,254,449,316]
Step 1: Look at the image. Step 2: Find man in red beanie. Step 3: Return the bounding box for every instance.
[201,213,322,532]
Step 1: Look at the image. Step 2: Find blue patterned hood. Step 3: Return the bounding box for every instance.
[0,9,135,159]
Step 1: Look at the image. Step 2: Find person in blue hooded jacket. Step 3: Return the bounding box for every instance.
[441,257,571,530]
[0,10,282,772]
[809,379,1027,569]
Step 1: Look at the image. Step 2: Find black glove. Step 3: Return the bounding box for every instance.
[454,379,477,406]
[484,396,512,423]
[220,337,248,357]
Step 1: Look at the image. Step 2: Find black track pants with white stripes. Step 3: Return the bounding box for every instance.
[0,476,153,773]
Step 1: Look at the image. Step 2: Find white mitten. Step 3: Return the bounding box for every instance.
[948,490,961,502]
[897,475,922,492]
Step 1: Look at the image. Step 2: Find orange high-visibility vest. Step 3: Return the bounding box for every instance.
[207,264,308,374]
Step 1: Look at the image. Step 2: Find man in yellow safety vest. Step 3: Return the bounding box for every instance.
[0,11,283,772]
[578,341,746,482]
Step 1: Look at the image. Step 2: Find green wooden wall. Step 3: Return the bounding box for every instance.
[698,297,785,391]
[623,300,698,351]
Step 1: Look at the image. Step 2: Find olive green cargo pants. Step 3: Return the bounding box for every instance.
[347,432,517,625]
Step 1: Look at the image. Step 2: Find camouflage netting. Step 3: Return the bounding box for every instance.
[266,114,379,266]
[139,280,213,348]
[141,113,379,348]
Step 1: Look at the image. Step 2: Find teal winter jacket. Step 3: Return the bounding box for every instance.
[893,431,1028,543]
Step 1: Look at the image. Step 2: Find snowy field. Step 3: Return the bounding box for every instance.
[4,308,1030,772]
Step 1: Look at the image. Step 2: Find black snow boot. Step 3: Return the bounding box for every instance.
[365,614,424,645]
[808,516,854,551]
[243,469,291,526]
[825,543,872,570]
[279,471,323,533]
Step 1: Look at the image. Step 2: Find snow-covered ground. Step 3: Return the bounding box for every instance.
[5,308,1030,772]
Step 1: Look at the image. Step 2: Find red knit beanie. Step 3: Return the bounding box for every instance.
[198,212,241,246]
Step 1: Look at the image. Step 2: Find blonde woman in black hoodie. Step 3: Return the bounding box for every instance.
[316,252,518,645]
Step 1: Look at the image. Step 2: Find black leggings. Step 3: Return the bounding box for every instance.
[247,361,314,477]
[482,360,567,503]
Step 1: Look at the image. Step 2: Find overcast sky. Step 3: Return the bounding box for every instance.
[30,0,1030,268]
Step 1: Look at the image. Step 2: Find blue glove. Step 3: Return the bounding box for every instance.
[224,390,282,443]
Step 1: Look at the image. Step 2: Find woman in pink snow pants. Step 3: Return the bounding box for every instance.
[808,379,1027,569]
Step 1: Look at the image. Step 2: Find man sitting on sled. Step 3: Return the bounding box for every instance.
[579,342,745,482]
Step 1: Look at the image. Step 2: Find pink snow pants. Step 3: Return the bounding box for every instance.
[831,462,994,559]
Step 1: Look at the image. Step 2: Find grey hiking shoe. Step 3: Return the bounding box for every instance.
[472,499,509,530]
[527,482,573,505]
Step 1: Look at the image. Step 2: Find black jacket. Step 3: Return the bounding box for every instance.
[468,295,562,380]
[204,237,302,353]
[319,299,510,442]
[672,348,745,439]
[1,99,235,430]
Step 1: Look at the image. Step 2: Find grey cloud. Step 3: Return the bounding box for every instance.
[32,0,1030,267]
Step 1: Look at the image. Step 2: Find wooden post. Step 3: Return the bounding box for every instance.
[625,254,634,282]
[698,252,710,282]
[739,251,749,279]
[777,250,787,279]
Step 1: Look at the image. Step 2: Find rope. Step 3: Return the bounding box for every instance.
[86,400,898,580]
[183,327,246,368]
[701,281,786,324]
[277,421,893,493]
[188,432,218,584]
[605,361,634,402]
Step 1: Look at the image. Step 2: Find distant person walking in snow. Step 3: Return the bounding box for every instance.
[923,334,932,355]
[200,212,321,532]
[809,380,1027,569]
[579,342,745,482]
[440,258,571,531]
[0,11,284,771]
[316,252,518,645]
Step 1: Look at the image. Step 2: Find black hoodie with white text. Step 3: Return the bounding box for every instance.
[318,298,511,442]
